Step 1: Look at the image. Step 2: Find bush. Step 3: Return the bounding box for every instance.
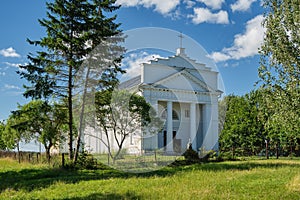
[216,151,237,161]
[76,151,98,169]
[183,145,199,162]
[63,151,98,170]
[199,150,217,162]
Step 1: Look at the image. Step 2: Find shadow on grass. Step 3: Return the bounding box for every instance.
[63,191,140,200]
[0,160,299,193]
[177,161,300,172]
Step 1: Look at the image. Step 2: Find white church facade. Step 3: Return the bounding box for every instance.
[84,47,222,154]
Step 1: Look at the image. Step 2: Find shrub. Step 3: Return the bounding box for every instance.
[63,151,98,170]
[183,145,199,162]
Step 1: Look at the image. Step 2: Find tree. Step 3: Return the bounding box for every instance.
[259,0,300,155]
[14,100,68,162]
[0,121,7,150]
[18,0,124,160]
[2,112,32,163]
[219,94,263,157]
[72,36,125,163]
[95,89,162,163]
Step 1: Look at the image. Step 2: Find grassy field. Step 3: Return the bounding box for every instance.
[0,158,299,199]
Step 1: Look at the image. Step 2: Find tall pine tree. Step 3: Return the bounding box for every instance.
[19,0,125,160]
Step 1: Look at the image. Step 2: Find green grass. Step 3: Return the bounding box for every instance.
[0,158,299,199]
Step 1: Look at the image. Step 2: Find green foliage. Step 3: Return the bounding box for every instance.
[75,151,98,170]
[2,111,32,150]
[258,0,300,154]
[219,93,264,156]
[0,121,6,150]
[11,100,68,162]
[220,88,300,157]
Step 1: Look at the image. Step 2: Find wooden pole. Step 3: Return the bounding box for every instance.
[62,153,65,168]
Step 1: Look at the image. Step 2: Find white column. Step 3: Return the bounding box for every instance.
[190,103,197,150]
[167,101,173,152]
[151,100,158,149]
[202,104,212,150]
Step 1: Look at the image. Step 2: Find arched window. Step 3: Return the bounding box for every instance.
[161,109,179,120]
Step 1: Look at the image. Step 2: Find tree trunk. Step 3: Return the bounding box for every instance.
[68,65,73,160]
[17,142,20,164]
[265,140,269,159]
[46,147,51,164]
[74,67,91,164]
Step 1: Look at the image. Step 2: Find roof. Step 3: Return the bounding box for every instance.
[118,75,141,89]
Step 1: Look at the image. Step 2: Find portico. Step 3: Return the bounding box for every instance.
[139,47,221,153]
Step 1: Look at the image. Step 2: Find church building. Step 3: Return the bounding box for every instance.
[84,47,222,154]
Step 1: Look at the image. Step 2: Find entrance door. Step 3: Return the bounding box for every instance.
[163,131,167,149]
[173,131,177,139]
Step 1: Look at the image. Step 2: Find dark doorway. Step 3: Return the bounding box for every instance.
[173,131,177,139]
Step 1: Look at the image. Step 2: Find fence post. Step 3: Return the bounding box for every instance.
[62,153,65,168]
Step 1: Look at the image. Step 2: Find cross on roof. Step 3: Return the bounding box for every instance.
[178,32,184,48]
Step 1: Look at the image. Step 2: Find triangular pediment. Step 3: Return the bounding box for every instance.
[152,70,212,93]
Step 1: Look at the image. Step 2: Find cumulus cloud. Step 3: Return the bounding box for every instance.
[209,15,265,62]
[116,0,180,14]
[0,47,21,58]
[189,7,229,24]
[197,0,224,10]
[231,0,257,12]
[121,52,164,81]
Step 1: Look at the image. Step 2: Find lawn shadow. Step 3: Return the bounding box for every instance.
[63,191,140,200]
[0,165,177,192]
[166,160,300,173]
[0,160,299,193]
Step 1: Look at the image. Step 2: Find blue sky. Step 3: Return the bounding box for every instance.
[0,0,266,121]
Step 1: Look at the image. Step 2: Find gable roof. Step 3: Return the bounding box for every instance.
[152,69,212,92]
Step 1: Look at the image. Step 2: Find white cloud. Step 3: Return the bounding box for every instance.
[197,0,224,10]
[3,62,27,72]
[4,84,21,90]
[121,52,164,81]
[209,15,265,62]
[116,0,180,14]
[4,62,21,68]
[0,47,21,58]
[183,0,196,9]
[231,0,257,12]
[189,7,229,24]
[209,52,231,63]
